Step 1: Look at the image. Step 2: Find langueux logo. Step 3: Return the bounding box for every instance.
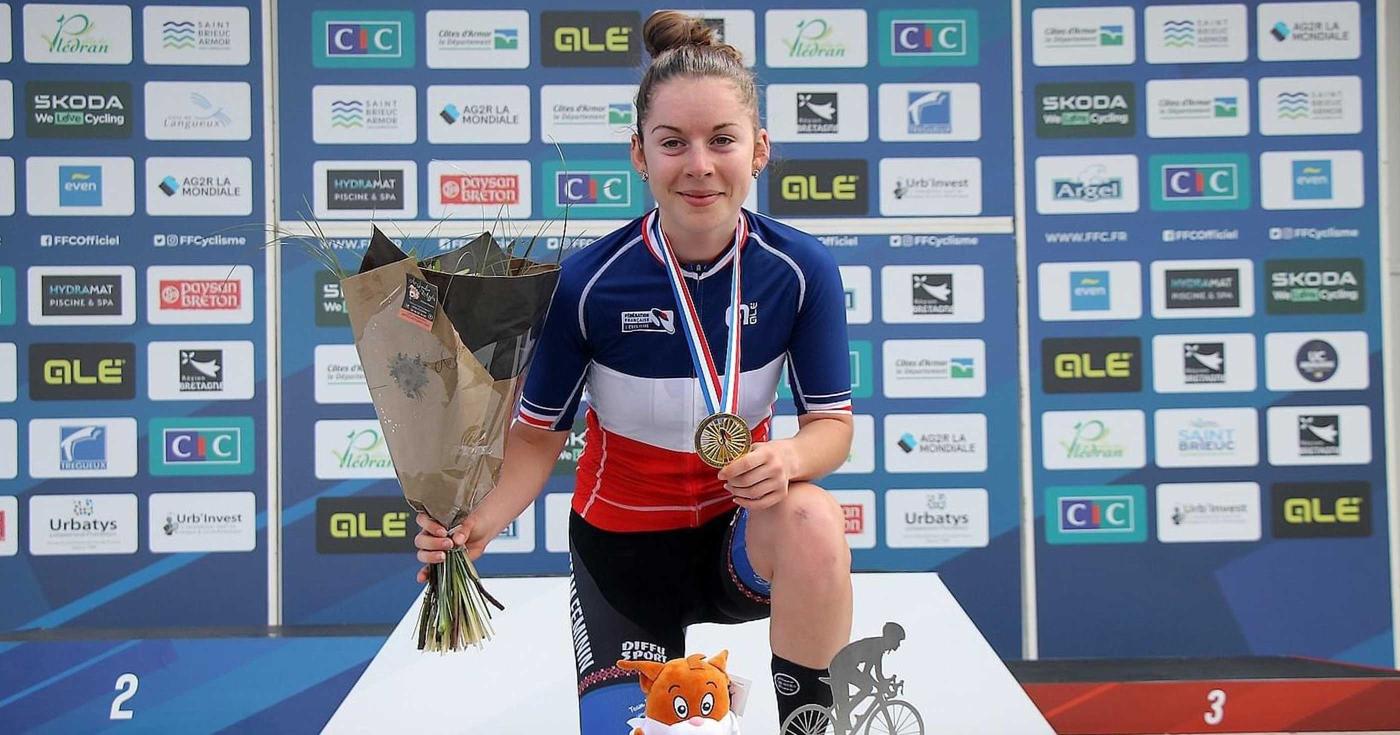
[29,342,135,400]
[313,11,414,69]
[1272,482,1370,539]
[150,416,253,476]
[317,497,413,553]
[1035,82,1134,138]
[26,81,131,138]
[315,271,350,327]
[1149,153,1250,211]
[880,9,978,66]
[769,159,867,216]
[540,11,640,67]
[1042,336,1140,394]
[1265,258,1363,314]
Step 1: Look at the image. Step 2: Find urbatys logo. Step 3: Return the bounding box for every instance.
[26,81,131,138]
[769,159,867,216]
[540,11,640,67]
[29,342,135,400]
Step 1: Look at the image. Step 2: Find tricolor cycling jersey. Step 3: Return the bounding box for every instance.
[518,209,851,532]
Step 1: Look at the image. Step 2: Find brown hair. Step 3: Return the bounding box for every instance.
[634,10,759,141]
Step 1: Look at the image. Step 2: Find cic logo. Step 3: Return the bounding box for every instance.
[879,10,978,66]
[1046,485,1146,544]
[1150,154,1250,211]
[541,161,642,219]
[313,11,415,68]
[150,417,254,476]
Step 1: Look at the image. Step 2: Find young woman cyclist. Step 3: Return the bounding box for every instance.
[414,11,855,732]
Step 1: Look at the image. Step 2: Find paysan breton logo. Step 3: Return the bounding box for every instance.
[26,81,131,138]
[149,265,251,324]
[1046,485,1146,544]
[313,11,414,68]
[878,9,978,66]
[540,11,640,67]
[1149,153,1250,211]
[150,417,254,476]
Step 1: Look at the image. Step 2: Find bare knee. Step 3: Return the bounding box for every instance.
[767,483,851,575]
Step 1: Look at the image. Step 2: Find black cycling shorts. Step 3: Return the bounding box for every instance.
[568,507,772,733]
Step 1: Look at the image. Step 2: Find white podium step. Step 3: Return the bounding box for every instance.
[324,572,1052,734]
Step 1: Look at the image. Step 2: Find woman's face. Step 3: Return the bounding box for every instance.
[631,76,769,246]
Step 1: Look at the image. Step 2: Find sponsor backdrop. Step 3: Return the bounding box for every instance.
[1024,0,1393,664]
[273,0,1026,656]
[0,1,270,631]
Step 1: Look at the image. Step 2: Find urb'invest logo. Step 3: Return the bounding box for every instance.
[313,11,415,68]
[149,417,254,476]
[878,10,978,66]
[59,165,103,206]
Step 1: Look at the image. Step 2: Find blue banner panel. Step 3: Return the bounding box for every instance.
[275,0,1024,656]
[1022,0,1392,665]
[0,1,271,631]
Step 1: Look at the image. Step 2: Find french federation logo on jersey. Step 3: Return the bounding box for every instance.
[621,308,675,334]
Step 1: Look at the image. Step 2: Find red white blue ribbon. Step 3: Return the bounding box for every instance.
[641,210,748,417]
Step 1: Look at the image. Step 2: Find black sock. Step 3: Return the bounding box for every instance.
[772,653,833,728]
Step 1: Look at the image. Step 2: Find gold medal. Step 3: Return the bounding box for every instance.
[694,411,751,468]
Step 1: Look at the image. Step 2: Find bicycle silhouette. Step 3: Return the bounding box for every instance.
[780,675,925,735]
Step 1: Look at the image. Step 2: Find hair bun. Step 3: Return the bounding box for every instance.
[642,10,743,65]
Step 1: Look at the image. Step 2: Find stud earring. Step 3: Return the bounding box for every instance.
[639,170,649,182]
[751,169,760,179]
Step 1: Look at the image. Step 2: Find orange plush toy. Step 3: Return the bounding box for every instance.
[617,651,742,735]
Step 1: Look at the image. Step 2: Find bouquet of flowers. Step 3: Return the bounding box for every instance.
[337,226,560,651]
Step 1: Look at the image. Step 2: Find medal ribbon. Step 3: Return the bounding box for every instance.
[642,210,748,417]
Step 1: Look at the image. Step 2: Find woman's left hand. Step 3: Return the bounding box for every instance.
[716,440,796,511]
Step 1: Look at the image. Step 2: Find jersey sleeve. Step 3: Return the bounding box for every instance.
[517,270,590,431]
[786,248,853,415]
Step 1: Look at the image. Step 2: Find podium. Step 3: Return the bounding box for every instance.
[324,572,1053,734]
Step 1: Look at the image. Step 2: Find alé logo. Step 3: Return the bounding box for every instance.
[1149,153,1250,211]
[150,417,254,475]
[313,11,414,68]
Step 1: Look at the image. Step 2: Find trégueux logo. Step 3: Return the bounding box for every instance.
[316,497,413,553]
[540,11,640,67]
[1042,337,1140,393]
[1271,482,1370,538]
[768,159,868,216]
[29,343,135,400]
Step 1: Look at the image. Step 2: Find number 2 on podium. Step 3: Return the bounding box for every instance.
[110,673,139,720]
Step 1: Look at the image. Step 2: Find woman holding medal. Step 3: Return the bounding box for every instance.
[414,11,854,732]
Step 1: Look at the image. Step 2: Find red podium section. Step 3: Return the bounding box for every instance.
[1012,657,1400,734]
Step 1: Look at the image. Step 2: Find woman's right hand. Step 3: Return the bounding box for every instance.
[414,512,491,584]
